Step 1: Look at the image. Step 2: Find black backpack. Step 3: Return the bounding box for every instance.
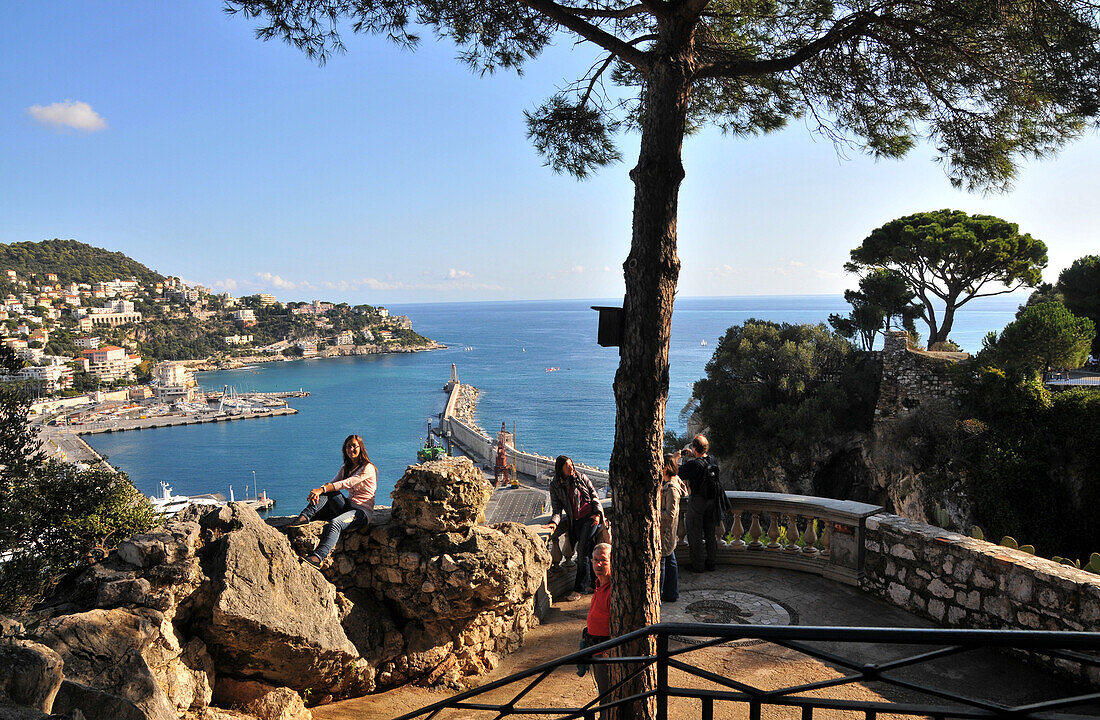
[699,458,722,500]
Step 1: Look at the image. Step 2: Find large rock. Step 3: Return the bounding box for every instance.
[212,678,309,720]
[34,608,176,720]
[187,504,372,698]
[0,639,63,712]
[390,457,491,532]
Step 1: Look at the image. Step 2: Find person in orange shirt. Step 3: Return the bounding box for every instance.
[585,542,613,706]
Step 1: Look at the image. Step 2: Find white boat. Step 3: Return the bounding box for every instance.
[149,481,225,516]
[700,339,708,346]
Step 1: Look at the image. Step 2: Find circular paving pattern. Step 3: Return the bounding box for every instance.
[660,590,796,645]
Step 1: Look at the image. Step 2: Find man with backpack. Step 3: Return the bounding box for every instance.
[679,434,723,573]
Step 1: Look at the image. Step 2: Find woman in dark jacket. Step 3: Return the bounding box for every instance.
[547,455,603,600]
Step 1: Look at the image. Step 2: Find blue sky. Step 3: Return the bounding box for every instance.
[2,1,1097,304]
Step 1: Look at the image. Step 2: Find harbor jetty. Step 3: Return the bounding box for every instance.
[437,367,610,488]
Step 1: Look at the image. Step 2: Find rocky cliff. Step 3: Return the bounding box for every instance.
[0,457,549,720]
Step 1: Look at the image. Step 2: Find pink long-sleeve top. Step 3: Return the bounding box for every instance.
[330,462,377,509]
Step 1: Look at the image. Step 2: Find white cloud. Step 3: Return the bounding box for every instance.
[706,264,740,278]
[211,278,238,291]
[787,260,807,267]
[447,268,473,279]
[566,265,585,274]
[256,272,314,290]
[26,100,108,132]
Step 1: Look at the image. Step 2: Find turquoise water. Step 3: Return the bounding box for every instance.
[86,295,1022,511]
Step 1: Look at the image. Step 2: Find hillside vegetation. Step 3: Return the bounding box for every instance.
[0,239,163,286]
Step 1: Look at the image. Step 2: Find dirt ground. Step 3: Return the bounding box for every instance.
[313,595,922,720]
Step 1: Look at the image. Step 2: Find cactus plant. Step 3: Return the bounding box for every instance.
[1087,553,1100,574]
[1001,536,1019,550]
[969,526,985,541]
[1019,544,1035,555]
[932,504,951,530]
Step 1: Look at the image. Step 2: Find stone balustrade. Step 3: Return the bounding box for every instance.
[691,492,883,586]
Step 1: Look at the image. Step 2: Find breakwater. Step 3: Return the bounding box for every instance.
[440,381,609,487]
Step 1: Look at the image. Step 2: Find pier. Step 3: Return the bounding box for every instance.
[72,407,298,435]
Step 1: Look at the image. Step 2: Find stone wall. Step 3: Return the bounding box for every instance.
[283,456,550,690]
[863,513,1100,684]
[875,331,968,419]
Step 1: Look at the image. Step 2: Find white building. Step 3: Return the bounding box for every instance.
[74,336,101,350]
[17,361,73,393]
[224,334,254,346]
[83,300,142,327]
[154,361,197,401]
[234,309,257,324]
[335,330,355,346]
[256,293,277,307]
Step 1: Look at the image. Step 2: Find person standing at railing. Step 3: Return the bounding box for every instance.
[659,453,686,602]
[679,434,722,573]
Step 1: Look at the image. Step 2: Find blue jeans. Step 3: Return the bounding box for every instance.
[300,491,370,560]
[660,551,679,601]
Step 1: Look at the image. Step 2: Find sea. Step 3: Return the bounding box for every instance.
[85,294,1024,513]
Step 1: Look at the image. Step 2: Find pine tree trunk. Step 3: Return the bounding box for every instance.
[607,29,692,719]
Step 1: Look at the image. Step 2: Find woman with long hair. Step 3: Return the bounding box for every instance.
[547,454,603,600]
[659,453,687,602]
[293,434,377,567]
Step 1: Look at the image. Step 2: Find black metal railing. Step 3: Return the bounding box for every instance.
[392,624,1100,720]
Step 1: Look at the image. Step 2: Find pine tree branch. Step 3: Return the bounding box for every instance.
[692,10,876,79]
[519,0,653,70]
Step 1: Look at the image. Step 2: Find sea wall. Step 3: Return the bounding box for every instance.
[863,513,1100,683]
[440,382,609,487]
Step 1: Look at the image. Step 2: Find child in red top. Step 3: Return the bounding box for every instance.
[585,542,613,708]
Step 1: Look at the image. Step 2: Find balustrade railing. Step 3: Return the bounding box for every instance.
[683,491,883,585]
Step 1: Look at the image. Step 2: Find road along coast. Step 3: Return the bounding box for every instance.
[72,406,298,435]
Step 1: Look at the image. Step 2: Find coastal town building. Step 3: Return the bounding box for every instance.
[225,334,254,346]
[257,293,277,307]
[234,309,257,325]
[335,330,354,346]
[154,361,197,402]
[74,337,101,350]
[82,346,141,383]
[16,360,73,393]
[76,300,143,327]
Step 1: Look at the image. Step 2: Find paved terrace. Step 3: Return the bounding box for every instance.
[316,505,1100,720]
[316,562,1099,719]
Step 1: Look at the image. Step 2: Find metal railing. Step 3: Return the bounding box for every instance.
[393,624,1100,720]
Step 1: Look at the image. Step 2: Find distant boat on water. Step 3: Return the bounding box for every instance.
[700,339,708,346]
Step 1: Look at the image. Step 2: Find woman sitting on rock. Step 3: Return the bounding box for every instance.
[293,434,376,567]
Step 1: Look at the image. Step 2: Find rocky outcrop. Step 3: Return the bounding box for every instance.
[5,456,547,719]
[0,639,63,712]
[282,457,550,688]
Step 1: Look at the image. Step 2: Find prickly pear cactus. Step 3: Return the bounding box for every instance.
[969,526,985,541]
[1000,536,1019,550]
